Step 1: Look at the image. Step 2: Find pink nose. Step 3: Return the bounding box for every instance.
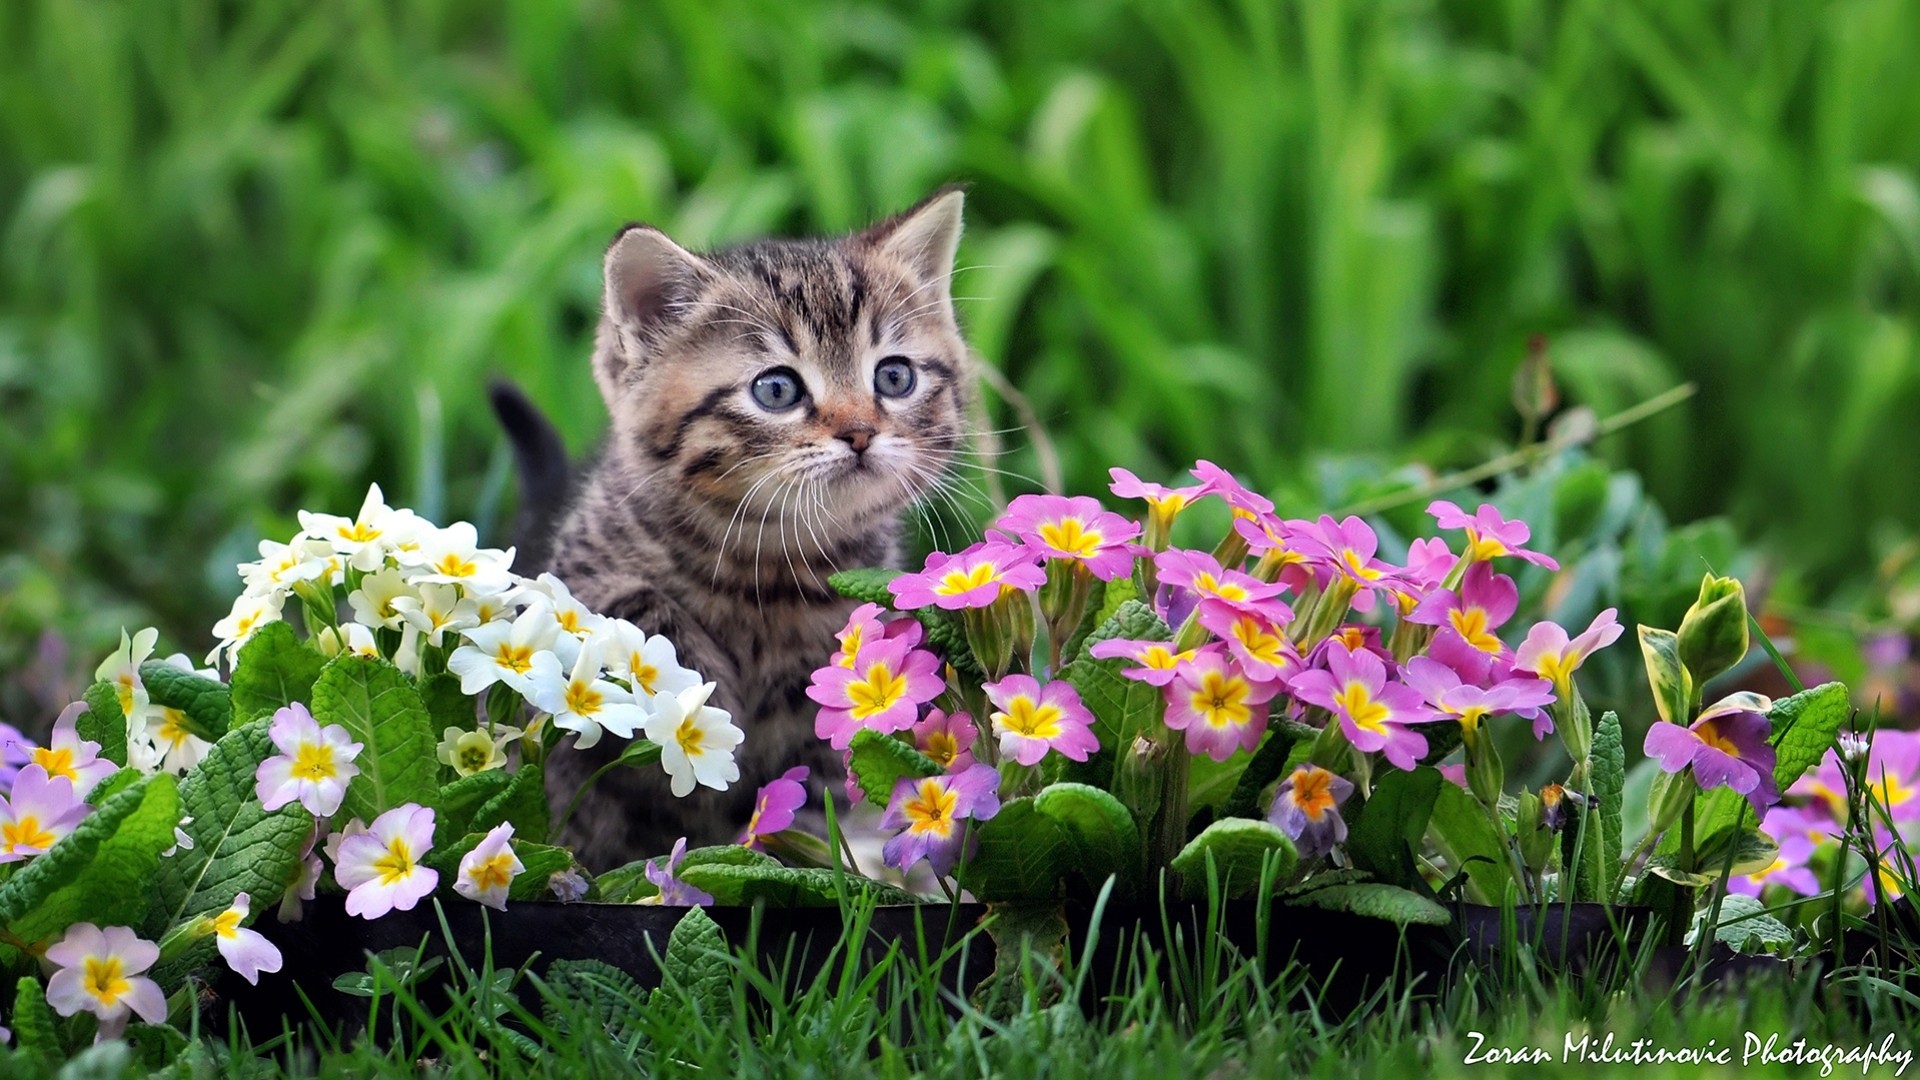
[837,425,875,453]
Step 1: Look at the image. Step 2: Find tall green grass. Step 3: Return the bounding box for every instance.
[3,0,1917,717]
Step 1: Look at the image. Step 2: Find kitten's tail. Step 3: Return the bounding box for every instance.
[488,379,572,574]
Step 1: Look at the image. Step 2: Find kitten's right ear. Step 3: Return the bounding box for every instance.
[602,224,709,366]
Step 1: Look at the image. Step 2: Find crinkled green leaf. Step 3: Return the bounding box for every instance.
[1428,779,1517,904]
[11,976,62,1062]
[677,844,779,872]
[846,730,943,808]
[1702,893,1795,953]
[1057,600,1170,796]
[594,860,658,904]
[229,622,325,722]
[1346,766,1441,890]
[309,655,439,821]
[78,683,129,767]
[1580,710,1626,902]
[1033,782,1142,893]
[0,774,181,946]
[973,900,1071,1018]
[125,1022,189,1072]
[472,762,548,842]
[1169,818,1298,899]
[1694,827,1780,879]
[437,770,513,838]
[663,908,731,1019]
[138,660,232,741]
[1766,682,1849,790]
[826,567,902,606]
[1637,626,1691,726]
[152,717,313,938]
[541,958,649,1045]
[418,672,477,735]
[86,768,141,807]
[1289,882,1451,927]
[676,862,915,907]
[956,797,1072,902]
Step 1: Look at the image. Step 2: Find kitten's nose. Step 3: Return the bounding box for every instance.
[836,424,876,454]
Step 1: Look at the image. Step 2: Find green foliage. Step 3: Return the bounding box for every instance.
[1168,819,1297,899]
[138,660,233,741]
[153,717,312,936]
[1703,894,1795,954]
[1032,782,1142,893]
[1581,711,1626,902]
[78,683,128,767]
[540,959,650,1046]
[1219,723,1312,820]
[425,833,575,901]
[228,623,326,722]
[846,730,943,809]
[662,908,731,1020]
[309,654,439,822]
[1637,626,1692,726]
[11,977,62,1064]
[1057,600,1170,793]
[956,798,1072,902]
[437,770,514,838]
[0,775,180,947]
[418,672,476,734]
[1288,882,1451,928]
[471,762,550,843]
[676,863,915,908]
[1427,781,1515,905]
[1345,767,1441,891]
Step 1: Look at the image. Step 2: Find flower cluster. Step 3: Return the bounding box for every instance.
[1727,729,1920,904]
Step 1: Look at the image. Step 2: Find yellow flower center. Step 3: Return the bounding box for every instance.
[557,610,583,634]
[1341,549,1384,582]
[1334,681,1390,734]
[1231,618,1290,666]
[433,553,478,578]
[1696,720,1743,758]
[1873,773,1913,810]
[1193,572,1249,602]
[114,675,138,718]
[1465,530,1509,561]
[564,681,603,717]
[1292,768,1338,819]
[492,644,534,674]
[31,746,76,783]
[904,779,960,837]
[83,956,133,1008]
[290,743,337,782]
[467,853,517,894]
[1531,650,1571,688]
[234,612,262,636]
[998,697,1064,740]
[847,663,908,720]
[1,816,57,853]
[629,656,659,693]
[1189,671,1252,729]
[675,715,704,758]
[935,562,1000,597]
[159,709,192,749]
[923,730,960,767]
[373,838,416,886]
[1334,627,1367,652]
[454,733,496,773]
[339,522,381,543]
[1141,646,1186,670]
[1038,518,1104,558]
[213,908,243,939]
[1449,607,1503,654]
[836,625,866,668]
[1456,705,1490,739]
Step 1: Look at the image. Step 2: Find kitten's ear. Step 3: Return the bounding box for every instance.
[602,224,709,365]
[860,185,966,293]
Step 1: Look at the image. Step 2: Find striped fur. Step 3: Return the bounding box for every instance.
[546,189,970,868]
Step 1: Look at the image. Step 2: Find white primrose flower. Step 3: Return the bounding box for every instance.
[398,522,516,596]
[470,588,523,627]
[435,724,520,776]
[208,591,285,667]
[298,482,426,573]
[446,603,570,696]
[455,823,524,911]
[526,573,606,644]
[94,627,159,736]
[240,536,337,598]
[595,619,702,705]
[527,642,648,751]
[347,566,417,630]
[134,708,214,777]
[643,682,743,798]
[390,583,480,647]
[316,622,381,661]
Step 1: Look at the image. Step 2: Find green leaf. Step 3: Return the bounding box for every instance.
[309,655,439,821]
[78,682,129,767]
[676,862,915,907]
[1289,882,1451,927]
[86,768,141,807]
[826,567,903,606]
[541,958,650,1045]
[846,730,942,808]
[1637,625,1692,726]
[152,718,313,938]
[956,797,1072,902]
[1220,722,1314,820]
[229,622,325,722]
[1694,827,1780,879]
[1032,782,1142,893]
[1766,682,1849,791]
[0,774,181,946]
[472,763,550,842]
[594,859,658,904]
[138,660,233,741]
[437,770,513,838]
[1168,818,1298,899]
[677,844,780,872]
[11,976,63,1062]
[1057,599,1171,795]
[1701,894,1795,953]
[663,908,731,1019]
[125,1022,189,1072]
[1058,576,1115,661]
[1346,766,1441,890]
[1427,780,1517,905]
[1580,710,1626,902]
[418,672,476,734]
[973,900,1071,1018]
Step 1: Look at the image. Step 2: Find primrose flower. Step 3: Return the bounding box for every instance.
[880,764,1002,876]
[1408,563,1518,658]
[346,567,416,631]
[447,602,571,696]
[1162,650,1279,761]
[316,623,382,662]
[1405,658,1556,741]
[255,703,363,817]
[887,542,1046,611]
[29,703,116,799]
[1267,764,1354,860]
[741,767,810,848]
[240,537,336,597]
[208,892,283,985]
[994,494,1141,580]
[137,703,215,777]
[94,627,159,733]
[1191,459,1276,519]
[642,837,714,906]
[1290,641,1442,771]
[0,766,89,861]
[911,709,977,772]
[0,723,32,796]
[984,676,1099,766]
[1109,468,1207,535]
[1154,549,1292,624]
[1513,609,1624,695]
[645,682,744,797]
[1089,638,1198,687]
[456,823,525,910]
[1293,516,1399,612]
[44,924,166,1040]
[1791,729,1920,826]
[1427,500,1559,570]
[1644,696,1780,815]
[334,803,439,919]
[400,522,516,595]
[808,636,945,749]
[528,642,650,750]
[526,572,606,644]
[1729,812,1821,898]
[277,826,324,923]
[389,582,480,647]
[595,618,703,703]
[299,483,423,572]
[208,591,285,667]
[436,724,520,776]
[1196,601,1301,685]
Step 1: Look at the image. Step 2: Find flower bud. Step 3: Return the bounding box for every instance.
[1516,791,1554,873]
[1467,729,1506,808]
[1647,767,1697,837]
[1677,573,1749,685]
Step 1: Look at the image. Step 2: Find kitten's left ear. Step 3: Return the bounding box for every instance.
[860,184,966,293]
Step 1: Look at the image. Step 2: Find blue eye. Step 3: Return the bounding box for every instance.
[751,368,805,411]
[874,358,916,398]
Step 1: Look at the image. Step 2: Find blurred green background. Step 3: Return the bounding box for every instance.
[4,0,1920,726]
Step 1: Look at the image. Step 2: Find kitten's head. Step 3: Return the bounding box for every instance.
[593,188,970,533]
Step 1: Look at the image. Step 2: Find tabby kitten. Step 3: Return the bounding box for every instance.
[540,188,971,869]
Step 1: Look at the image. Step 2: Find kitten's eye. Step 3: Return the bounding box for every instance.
[750,368,805,411]
[874,357,916,398]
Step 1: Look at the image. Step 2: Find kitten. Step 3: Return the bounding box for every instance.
[520,188,971,869]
